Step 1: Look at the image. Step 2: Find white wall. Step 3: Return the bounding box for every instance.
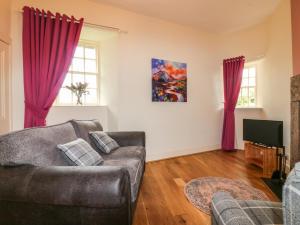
[100,35,120,131]
[47,106,108,129]
[216,0,292,151]
[260,0,293,158]
[0,0,11,43]
[217,22,269,150]
[10,0,221,161]
[9,0,292,161]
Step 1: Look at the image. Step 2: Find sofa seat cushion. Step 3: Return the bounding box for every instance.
[103,158,144,202]
[102,146,146,162]
[237,200,283,225]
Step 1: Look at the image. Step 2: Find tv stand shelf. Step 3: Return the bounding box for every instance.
[244,142,277,178]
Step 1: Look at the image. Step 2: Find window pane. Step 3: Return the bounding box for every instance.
[74,46,84,58]
[241,96,249,106]
[243,69,248,78]
[59,88,72,104]
[72,58,84,72]
[85,59,97,73]
[237,95,242,106]
[249,97,256,106]
[85,47,96,59]
[249,87,255,97]
[73,73,85,84]
[86,89,97,104]
[249,77,256,86]
[241,87,248,97]
[62,73,72,87]
[241,78,248,87]
[249,67,256,77]
[85,75,97,88]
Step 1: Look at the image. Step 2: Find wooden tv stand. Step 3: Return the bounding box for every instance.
[244,142,278,178]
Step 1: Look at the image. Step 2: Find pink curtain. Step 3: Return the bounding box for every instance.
[221,56,245,150]
[22,6,83,128]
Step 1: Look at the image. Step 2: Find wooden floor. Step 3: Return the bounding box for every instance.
[132,150,278,225]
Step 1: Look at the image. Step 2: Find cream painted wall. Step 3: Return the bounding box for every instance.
[291,0,300,76]
[260,0,293,158]
[217,22,270,150]
[216,0,292,152]
[47,106,108,129]
[0,0,12,43]
[100,36,120,131]
[10,0,221,161]
[9,0,292,161]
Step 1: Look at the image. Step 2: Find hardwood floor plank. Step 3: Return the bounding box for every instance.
[133,150,279,225]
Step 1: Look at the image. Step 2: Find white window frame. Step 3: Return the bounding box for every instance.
[236,64,257,108]
[54,40,101,106]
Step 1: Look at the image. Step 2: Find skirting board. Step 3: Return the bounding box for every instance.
[146,145,220,162]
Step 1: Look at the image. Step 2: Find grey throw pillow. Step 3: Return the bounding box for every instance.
[57,138,103,166]
[89,131,119,154]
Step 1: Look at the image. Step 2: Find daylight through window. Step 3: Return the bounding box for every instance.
[237,66,257,107]
[56,42,100,105]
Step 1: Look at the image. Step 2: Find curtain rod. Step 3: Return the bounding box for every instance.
[16,11,128,34]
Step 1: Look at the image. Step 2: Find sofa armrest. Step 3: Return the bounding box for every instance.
[211,192,254,225]
[0,165,131,209]
[106,131,145,147]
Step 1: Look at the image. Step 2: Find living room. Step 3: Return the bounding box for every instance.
[0,0,299,224]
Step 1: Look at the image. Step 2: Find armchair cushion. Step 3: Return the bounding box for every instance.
[57,138,103,166]
[211,192,254,225]
[211,192,283,225]
[283,162,300,225]
[89,131,119,154]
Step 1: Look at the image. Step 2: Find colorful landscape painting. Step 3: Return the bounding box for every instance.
[152,58,187,102]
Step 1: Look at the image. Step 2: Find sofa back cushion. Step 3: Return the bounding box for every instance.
[70,120,103,145]
[0,122,77,166]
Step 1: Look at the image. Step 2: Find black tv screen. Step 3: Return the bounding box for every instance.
[243,119,283,147]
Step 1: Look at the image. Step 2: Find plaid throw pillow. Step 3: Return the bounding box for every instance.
[89,131,119,154]
[57,138,103,166]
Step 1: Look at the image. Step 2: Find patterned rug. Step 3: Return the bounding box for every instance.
[184,177,269,214]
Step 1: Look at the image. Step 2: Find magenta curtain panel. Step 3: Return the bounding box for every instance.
[22,6,83,128]
[221,56,245,150]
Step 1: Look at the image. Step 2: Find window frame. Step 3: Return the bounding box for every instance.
[54,40,101,106]
[236,64,258,108]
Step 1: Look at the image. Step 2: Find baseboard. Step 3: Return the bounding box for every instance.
[146,145,220,162]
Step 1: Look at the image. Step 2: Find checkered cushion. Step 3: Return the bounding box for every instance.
[283,162,300,225]
[211,192,283,225]
[57,138,103,166]
[89,131,119,154]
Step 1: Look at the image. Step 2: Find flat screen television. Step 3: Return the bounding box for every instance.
[243,119,283,147]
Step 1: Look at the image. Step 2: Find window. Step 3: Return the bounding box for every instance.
[237,66,257,107]
[55,42,100,105]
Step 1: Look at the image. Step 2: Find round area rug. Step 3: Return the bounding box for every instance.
[184,177,269,214]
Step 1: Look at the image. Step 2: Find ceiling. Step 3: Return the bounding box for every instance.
[91,0,281,33]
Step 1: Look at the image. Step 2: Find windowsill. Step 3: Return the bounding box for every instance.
[52,105,106,107]
[235,107,263,110]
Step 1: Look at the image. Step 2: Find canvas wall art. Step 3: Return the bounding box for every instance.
[152,58,187,102]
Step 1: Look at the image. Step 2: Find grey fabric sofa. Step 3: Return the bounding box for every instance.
[0,120,146,225]
[211,163,300,225]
